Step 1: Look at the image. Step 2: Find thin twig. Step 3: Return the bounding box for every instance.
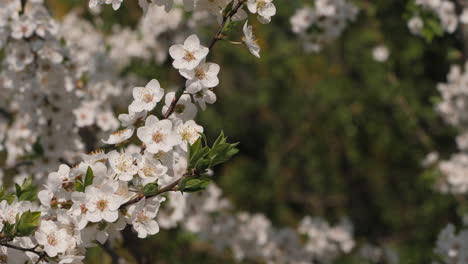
[162,0,247,119]
[119,170,200,209]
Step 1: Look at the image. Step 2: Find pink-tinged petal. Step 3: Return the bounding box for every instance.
[86,211,102,223]
[173,59,188,69]
[186,79,203,94]
[259,3,276,18]
[184,34,200,51]
[144,221,160,235]
[247,0,257,13]
[179,68,195,80]
[194,47,209,60]
[128,101,144,113]
[146,79,161,91]
[102,210,119,222]
[169,44,185,59]
[202,76,219,88]
[145,115,160,127]
[158,119,173,130]
[206,63,220,75]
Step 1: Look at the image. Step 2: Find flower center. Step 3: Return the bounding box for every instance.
[175,104,185,113]
[195,68,206,80]
[47,234,58,246]
[116,158,130,172]
[142,167,155,176]
[96,199,108,211]
[142,93,154,103]
[136,211,149,222]
[194,91,204,98]
[152,132,164,143]
[257,0,266,9]
[21,25,28,34]
[181,130,194,142]
[183,50,196,62]
[80,204,88,214]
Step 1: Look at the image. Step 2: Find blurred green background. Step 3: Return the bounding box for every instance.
[44,0,466,263]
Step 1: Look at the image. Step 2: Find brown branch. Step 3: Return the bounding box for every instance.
[118,170,200,209]
[162,0,247,119]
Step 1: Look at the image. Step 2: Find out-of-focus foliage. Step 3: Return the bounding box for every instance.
[44,0,466,263]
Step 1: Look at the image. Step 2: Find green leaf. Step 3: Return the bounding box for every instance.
[75,180,85,192]
[143,182,159,196]
[1,221,16,237]
[0,186,15,204]
[84,167,94,188]
[189,138,210,170]
[15,177,39,202]
[212,131,226,147]
[188,132,239,171]
[16,210,41,237]
[178,177,211,193]
[208,142,239,167]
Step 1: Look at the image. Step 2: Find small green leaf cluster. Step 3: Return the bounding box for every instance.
[75,167,94,192]
[0,177,39,204]
[15,177,39,202]
[1,211,41,238]
[179,132,239,193]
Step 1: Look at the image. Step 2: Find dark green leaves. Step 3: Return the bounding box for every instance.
[1,177,38,204]
[178,177,211,193]
[189,131,239,172]
[85,167,94,187]
[15,177,38,202]
[181,132,239,193]
[0,186,15,204]
[1,210,41,237]
[143,182,159,196]
[76,167,94,192]
[16,211,41,237]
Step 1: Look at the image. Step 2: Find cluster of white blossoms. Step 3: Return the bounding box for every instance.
[433,224,468,264]
[90,0,275,26]
[0,30,218,261]
[289,0,358,52]
[0,0,136,180]
[0,0,363,263]
[156,184,355,263]
[0,0,82,173]
[0,1,355,263]
[430,62,468,194]
[407,0,458,36]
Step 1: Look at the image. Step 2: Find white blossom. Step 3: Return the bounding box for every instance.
[169,34,209,70]
[127,197,165,238]
[180,61,220,93]
[247,0,276,24]
[242,21,261,58]
[137,115,181,153]
[162,92,197,121]
[108,150,139,181]
[128,79,165,113]
[35,220,76,257]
